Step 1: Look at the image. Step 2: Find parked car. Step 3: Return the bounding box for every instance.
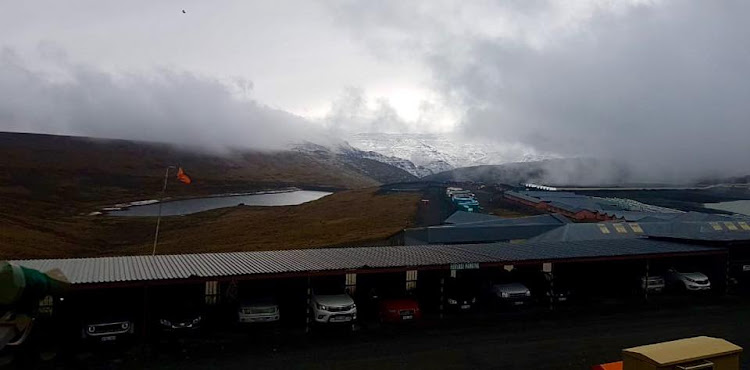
[524,272,570,305]
[640,275,666,293]
[486,283,531,307]
[82,315,135,343]
[155,301,203,333]
[664,269,711,291]
[310,290,357,324]
[444,280,477,312]
[378,297,422,323]
[238,298,280,324]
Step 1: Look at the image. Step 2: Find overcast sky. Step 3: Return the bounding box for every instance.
[1,1,749,180]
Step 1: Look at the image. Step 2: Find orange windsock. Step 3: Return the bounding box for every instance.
[176,167,192,184]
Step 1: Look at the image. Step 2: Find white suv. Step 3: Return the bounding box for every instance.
[310,292,357,324]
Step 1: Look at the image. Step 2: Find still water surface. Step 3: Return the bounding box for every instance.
[704,200,750,216]
[108,190,331,217]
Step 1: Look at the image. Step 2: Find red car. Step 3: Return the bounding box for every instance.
[378,298,422,323]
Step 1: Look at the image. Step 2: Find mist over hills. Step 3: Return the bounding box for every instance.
[424,158,750,187]
[0,132,417,212]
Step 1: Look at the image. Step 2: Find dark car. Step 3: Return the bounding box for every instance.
[81,311,135,343]
[154,300,203,334]
[444,280,477,312]
[515,271,571,306]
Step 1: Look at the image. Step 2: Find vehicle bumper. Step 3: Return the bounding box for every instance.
[84,332,134,343]
[446,303,474,312]
[238,314,280,324]
[159,323,201,332]
[381,312,421,323]
[686,284,711,291]
[313,311,357,324]
[500,298,529,306]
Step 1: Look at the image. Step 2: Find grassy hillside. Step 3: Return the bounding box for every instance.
[0,132,422,259]
[0,132,382,213]
[2,188,419,259]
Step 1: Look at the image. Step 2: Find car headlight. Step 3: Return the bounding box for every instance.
[525,291,531,297]
[500,292,509,298]
[447,298,458,304]
[471,297,477,303]
[159,319,171,326]
[87,325,96,333]
[192,316,202,324]
[317,304,328,311]
[121,322,130,330]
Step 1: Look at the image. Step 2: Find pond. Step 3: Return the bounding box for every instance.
[107,190,332,217]
[703,200,750,216]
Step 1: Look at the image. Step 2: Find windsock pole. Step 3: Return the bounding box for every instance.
[152,166,175,256]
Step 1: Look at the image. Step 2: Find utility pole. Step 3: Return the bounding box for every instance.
[152,166,175,256]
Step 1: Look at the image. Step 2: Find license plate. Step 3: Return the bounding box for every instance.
[331,316,351,322]
[100,335,117,342]
[514,301,523,306]
[402,315,413,320]
[558,297,567,302]
[460,304,470,309]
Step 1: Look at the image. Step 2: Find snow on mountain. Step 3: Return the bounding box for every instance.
[289,141,418,183]
[346,133,557,177]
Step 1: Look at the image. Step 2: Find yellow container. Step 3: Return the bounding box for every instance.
[622,336,742,370]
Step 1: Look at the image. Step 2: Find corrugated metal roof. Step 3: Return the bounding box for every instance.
[529,221,750,243]
[444,211,503,224]
[11,240,721,285]
[403,223,564,245]
[452,239,714,262]
[443,212,571,228]
[672,211,750,222]
[505,191,543,204]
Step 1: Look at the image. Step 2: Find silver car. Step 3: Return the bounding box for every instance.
[641,275,666,292]
[489,282,531,306]
[238,298,280,324]
[664,269,711,291]
[310,293,357,324]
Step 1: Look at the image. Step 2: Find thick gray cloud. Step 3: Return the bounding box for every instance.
[3,1,750,184]
[329,0,750,182]
[0,47,329,150]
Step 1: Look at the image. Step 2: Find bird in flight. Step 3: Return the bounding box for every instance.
[182,9,186,14]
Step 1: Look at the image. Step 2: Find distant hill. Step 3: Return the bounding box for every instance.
[0,132,414,212]
[425,158,657,187]
[0,132,422,259]
[346,133,556,177]
[426,157,750,188]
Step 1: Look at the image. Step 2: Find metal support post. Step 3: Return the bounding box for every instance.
[725,255,731,296]
[305,277,311,333]
[645,259,650,301]
[152,166,175,256]
[439,277,445,320]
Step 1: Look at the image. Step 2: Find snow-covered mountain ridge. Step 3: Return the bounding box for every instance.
[344,133,557,177]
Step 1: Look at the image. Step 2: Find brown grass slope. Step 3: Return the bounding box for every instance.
[0,133,421,259]
[0,132,379,213]
[2,188,419,259]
